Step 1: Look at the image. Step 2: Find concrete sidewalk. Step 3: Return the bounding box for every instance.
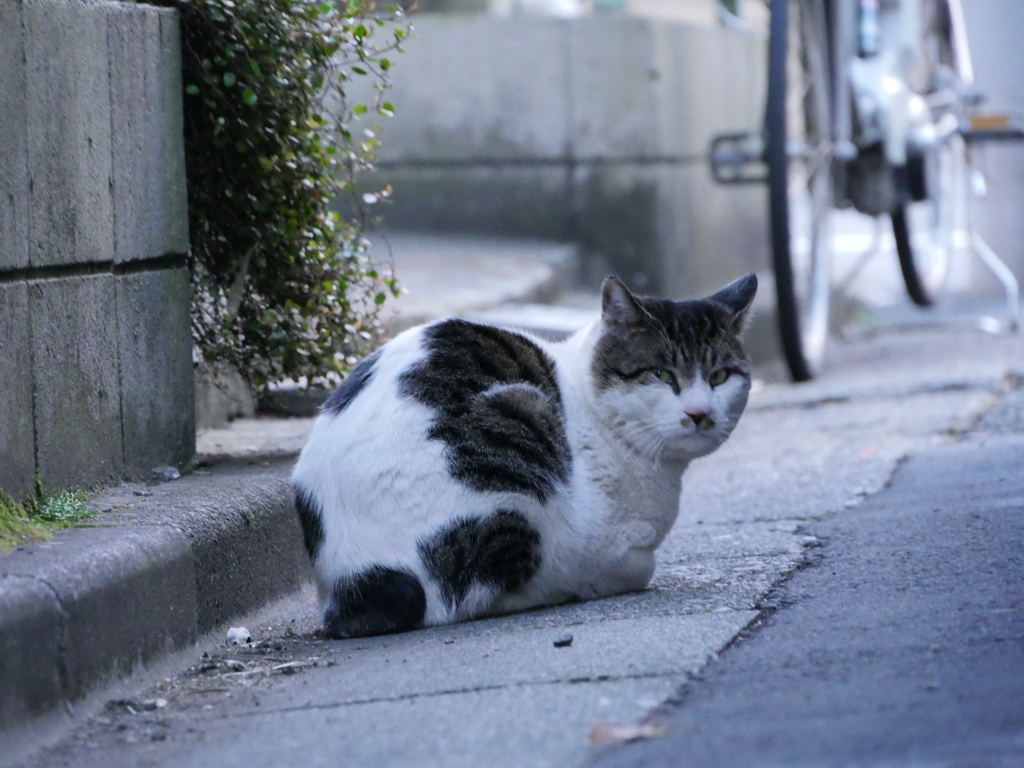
[10,299,1023,768]
[0,459,307,755]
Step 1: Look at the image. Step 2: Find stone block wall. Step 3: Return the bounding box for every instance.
[353,15,769,299]
[0,0,193,499]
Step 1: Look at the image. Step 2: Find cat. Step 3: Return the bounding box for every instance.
[291,273,757,638]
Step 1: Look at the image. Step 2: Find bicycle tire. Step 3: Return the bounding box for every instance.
[893,203,934,306]
[766,0,833,382]
[892,0,964,307]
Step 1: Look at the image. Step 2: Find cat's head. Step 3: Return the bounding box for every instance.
[589,274,757,462]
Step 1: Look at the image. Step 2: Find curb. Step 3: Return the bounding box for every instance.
[0,458,308,735]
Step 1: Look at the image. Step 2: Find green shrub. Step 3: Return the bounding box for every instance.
[158,0,408,391]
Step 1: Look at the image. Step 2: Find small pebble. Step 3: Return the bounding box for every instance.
[152,465,181,482]
[226,627,251,645]
[553,632,573,648]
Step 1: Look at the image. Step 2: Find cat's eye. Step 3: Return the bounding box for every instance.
[708,369,730,387]
[653,369,674,385]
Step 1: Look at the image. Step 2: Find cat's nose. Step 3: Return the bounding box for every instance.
[686,410,709,427]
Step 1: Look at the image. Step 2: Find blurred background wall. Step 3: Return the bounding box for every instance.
[347,4,771,301]
[962,0,1024,288]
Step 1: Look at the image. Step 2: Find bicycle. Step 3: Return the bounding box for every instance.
[711,0,1022,381]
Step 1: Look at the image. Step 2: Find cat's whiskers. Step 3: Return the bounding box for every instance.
[618,420,670,467]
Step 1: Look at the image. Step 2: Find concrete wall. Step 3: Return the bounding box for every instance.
[0,0,193,498]
[354,15,769,299]
[962,0,1024,287]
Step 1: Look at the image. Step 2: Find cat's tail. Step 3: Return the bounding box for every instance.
[323,567,427,639]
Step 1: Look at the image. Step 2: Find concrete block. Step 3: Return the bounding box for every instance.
[573,162,767,298]
[107,3,160,263]
[573,162,667,291]
[374,16,571,163]
[0,525,197,704]
[368,164,575,240]
[675,163,768,297]
[194,363,257,433]
[30,275,123,490]
[157,8,189,256]
[570,18,766,161]
[116,268,195,478]
[108,5,189,263]
[0,575,63,730]
[0,282,35,500]
[568,18,663,161]
[0,0,30,272]
[664,22,766,158]
[25,0,114,267]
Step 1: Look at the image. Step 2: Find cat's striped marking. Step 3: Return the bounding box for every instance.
[399,320,571,503]
[293,486,324,561]
[299,351,383,564]
[322,349,382,416]
[323,567,426,639]
[592,274,755,392]
[418,509,541,610]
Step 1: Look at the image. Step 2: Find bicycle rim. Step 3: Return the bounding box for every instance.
[895,134,963,305]
[767,0,832,381]
[895,0,965,306]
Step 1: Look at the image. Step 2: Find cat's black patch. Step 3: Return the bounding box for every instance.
[399,320,571,502]
[419,510,541,610]
[322,350,382,416]
[293,485,324,561]
[324,567,426,639]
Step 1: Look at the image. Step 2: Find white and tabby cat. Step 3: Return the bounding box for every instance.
[291,273,757,638]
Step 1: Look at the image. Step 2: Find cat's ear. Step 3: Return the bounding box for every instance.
[708,273,758,332]
[601,276,645,326]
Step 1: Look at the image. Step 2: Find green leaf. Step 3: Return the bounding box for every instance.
[249,60,261,76]
[380,58,390,71]
[185,84,200,96]
[352,103,367,115]
[242,88,257,105]
[351,66,367,76]
[374,292,386,305]
[223,72,236,87]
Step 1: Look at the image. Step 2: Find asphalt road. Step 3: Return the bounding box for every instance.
[592,419,1024,767]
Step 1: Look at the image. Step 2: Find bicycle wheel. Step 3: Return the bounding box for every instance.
[766,0,833,382]
[893,0,966,306]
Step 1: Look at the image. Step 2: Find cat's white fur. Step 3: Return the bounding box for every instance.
[291,311,749,627]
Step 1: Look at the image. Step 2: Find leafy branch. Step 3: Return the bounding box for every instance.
[156,0,411,391]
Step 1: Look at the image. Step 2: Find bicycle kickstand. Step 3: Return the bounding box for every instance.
[961,115,1024,333]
